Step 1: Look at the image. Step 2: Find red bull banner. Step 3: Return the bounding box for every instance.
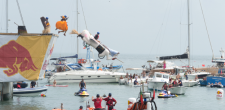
[0,34,57,82]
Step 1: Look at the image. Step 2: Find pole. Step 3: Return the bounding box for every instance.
[77,0,79,63]
[187,0,190,67]
[6,0,8,33]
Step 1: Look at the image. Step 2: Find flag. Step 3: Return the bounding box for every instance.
[140,88,143,104]
[153,89,155,100]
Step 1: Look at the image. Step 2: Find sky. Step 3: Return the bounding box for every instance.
[0,0,225,58]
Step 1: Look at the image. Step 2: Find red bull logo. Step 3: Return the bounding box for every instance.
[0,40,38,77]
[217,91,222,95]
[48,45,54,56]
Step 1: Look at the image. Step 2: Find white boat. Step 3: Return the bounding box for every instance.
[13,86,48,96]
[119,68,150,86]
[120,78,149,87]
[147,72,169,91]
[169,86,187,95]
[48,65,126,83]
[182,80,198,87]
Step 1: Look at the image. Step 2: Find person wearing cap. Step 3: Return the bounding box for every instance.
[42,17,51,34]
[57,15,68,36]
[92,94,103,110]
[103,93,117,110]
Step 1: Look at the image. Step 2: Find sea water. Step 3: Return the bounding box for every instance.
[0,54,223,110]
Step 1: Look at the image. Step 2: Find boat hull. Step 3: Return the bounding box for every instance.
[199,80,207,86]
[148,81,165,91]
[169,86,187,95]
[48,71,126,83]
[182,80,198,87]
[13,86,48,97]
[206,76,225,85]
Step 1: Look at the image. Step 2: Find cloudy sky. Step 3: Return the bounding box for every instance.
[0,0,225,57]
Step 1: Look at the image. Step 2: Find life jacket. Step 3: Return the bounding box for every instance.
[106,97,114,106]
[173,81,177,85]
[94,34,99,40]
[17,84,21,88]
[80,81,85,88]
[46,20,50,26]
[163,84,167,90]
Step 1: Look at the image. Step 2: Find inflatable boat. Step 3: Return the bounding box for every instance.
[13,86,48,96]
[158,90,177,98]
[74,88,89,97]
[206,84,223,88]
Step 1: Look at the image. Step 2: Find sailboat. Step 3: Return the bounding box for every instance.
[147,0,211,81]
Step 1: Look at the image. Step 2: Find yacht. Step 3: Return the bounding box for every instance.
[48,63,126,83]
[147,72,169,91]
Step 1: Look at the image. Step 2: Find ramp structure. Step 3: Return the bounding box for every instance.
[0,33,58,101]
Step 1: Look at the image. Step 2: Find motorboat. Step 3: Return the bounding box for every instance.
[48,64,126,83]
[74,88,89,97]
[158,90,177,98]
[182,80,198,87]
[147,72,169,91]
[13,86,48,96]
[119,68,150,86]
[121,78,149,87]
[169,86,187,95]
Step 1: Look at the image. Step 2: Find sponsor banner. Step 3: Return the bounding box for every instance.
[39,36,57,79]
[0,35,56,82]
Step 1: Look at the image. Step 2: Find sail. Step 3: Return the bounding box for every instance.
[159,53,188,60]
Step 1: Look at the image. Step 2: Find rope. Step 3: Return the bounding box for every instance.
[150,0,171,55]
[16,0,25,26]
[199,0,214,58]
[80,0,88,30]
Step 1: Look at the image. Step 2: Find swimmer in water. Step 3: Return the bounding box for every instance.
[53,80,57,87]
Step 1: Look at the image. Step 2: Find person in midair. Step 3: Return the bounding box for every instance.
[56,15,69,36]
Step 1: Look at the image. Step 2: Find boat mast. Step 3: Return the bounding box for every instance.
[6,0,8,33]
[187,0,190,66]
[77,0,79,63]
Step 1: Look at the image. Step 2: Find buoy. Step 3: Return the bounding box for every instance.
[147,102,151,110]
[216,89,223,99]
[41,94,46,97]
[128,98,136,108]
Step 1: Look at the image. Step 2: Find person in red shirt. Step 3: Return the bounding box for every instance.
[103,93,117,110]
[92,94,103,110]
[172,79,178,87]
